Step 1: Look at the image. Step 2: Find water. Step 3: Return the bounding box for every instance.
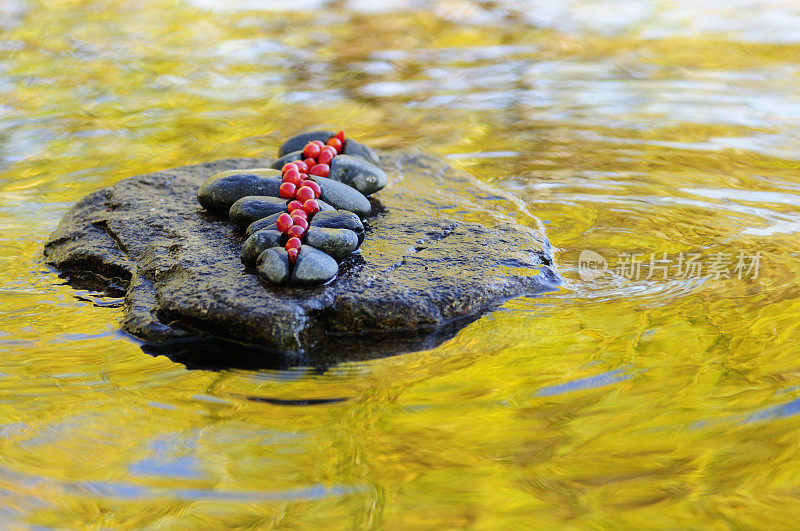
[2,0,800,526]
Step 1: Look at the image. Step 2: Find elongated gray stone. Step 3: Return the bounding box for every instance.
[309,210,364,245]
[289,245,338,285]
[305,227,359,261]
[197,169,281,214]
[241,230,283,267]
[246,212,282,236]
[315,176,371,218]
[229,196,287,229]
[278,131,335,157]
[329,154,387,195]
[271,150,303,170]
[343,139,380,166]
[257,247,291,284]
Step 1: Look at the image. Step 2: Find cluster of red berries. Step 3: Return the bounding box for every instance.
[277,130,347,264]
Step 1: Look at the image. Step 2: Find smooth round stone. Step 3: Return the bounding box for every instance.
[197,169,282,214]
[309,210,364,245]
[270,150,303,170]
[229,196,287,229]
[278,131,335,157]
[289,245,339,285]
[246,212,282,236]
[329,154,387,195]
[343,139,380,166]
[314,176,371,219]
[305,227,359,261]
[241,229,283,267]
[257,247,291,284]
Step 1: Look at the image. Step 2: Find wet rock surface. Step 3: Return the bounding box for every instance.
[44,152,560,366]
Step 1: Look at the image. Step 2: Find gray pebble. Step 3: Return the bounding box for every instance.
[271,150,303,170]
[314,176,372,218]
[197,169,282,214]
[246,212,282,236]
[257,247,291,284]
[229,196,287,229]
[241,230,283,267]
[289,245,339,285]
[309,210,364,245]
[305,227,360,261]
[329,154,387,195]
[343,139,380,166]
[278,131,334,157]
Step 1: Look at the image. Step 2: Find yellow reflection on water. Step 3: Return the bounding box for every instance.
[2,0,800,527]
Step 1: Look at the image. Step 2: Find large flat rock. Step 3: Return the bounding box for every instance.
[44,151,560,365]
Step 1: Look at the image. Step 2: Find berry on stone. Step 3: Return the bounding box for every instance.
[278,182,297,199]
[312,140,325,148]
[300,180,321,198]
[290,209,307,220]
[335,130,346,143]
[287,200,304,212]
[282,162,299,174]
[276,213,293,233]
[296,186,315,203]
[309,164,329,178]
[326,137,342,153]
[303,199,320,215]
[302,142,321,159]
[287,225,306,239]
[283,168,302,186]
[317,148,335,165]
[287,247,299,264]
[304,157,316,169]
[292,216,309,231]
[286,237,302,251]
[294,159,309,173]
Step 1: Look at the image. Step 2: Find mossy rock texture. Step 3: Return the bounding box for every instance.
[44,151,560,364]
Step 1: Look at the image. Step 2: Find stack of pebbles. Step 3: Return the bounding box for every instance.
[197,130,387,285]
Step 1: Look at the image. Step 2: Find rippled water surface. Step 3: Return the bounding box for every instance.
[3,0,800,527]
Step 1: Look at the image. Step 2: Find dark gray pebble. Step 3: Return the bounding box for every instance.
[310,210,364,245]
[343,139,380,166]
[329,154,387,195]
[315,176,372,219]
[278,131,335,157]
[271,150,303,170]
[257,247,291,284]
[229,196,287,229]
[241,230,284,267]
[197,169,282,214]
[290,245,339,285]
[305,227,359,261]
[246,212,282,236]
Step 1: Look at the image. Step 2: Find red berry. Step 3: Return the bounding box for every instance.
[309,164,329,178]
[303,199,320,215]
[304,158,316,169]
[302,142,321,159]
[290,209,307,220]
[287,200,303,212]
[282,168,302,186]
[326,137,342,153]
[278,182,297,199]
[292,216,309,231]
[285,237,302,251]
[335,130,346,143]
[282,162,298,174]
[312,140,324,148]
[293,159,309,173]
[318,149,334,165]
[287,247,299,264]
[287,225,305,238]
[276,213,293,233]
[301,180,321,198]
[296,186,315,203]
